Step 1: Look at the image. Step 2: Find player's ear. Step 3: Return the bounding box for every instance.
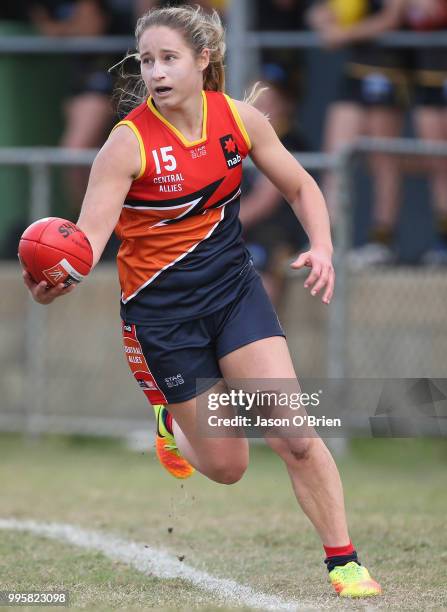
[197,48,210,72]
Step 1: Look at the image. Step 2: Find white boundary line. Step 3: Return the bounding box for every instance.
[0,518,313,611]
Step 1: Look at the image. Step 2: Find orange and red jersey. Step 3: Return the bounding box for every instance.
[114,90,253,323]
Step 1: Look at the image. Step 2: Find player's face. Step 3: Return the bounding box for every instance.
[139,26,207,108]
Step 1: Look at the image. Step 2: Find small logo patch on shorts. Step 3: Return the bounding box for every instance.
[165,374,185,388]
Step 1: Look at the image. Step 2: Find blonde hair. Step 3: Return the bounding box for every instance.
[244,81,268,106]
[113,5,226,117]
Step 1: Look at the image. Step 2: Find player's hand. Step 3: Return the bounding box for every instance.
[290,247,335,305]
[22,269,76,305]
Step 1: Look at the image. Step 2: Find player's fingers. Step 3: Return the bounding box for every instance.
[32,281,52,301]
[47,283,77,298]
[322,269,335,304]
[23,271,77,304]
[59,284,77,296]
[304,264,322,290]
[33,282,76,303]
[290,252,311,270]
[33,280,49,295]
[44,283,70,298]
[309,270,329,296]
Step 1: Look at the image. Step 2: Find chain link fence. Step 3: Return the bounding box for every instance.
[341,139,447,380]
[1,139,447,436]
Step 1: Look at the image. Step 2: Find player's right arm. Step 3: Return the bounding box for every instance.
[23,125,141,304]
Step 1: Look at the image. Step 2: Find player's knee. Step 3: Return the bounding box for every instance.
[207,458,248,485]
[288,437,314,462]
[269,436,315,463]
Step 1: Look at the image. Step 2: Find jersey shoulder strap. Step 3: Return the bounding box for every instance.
[111,103,148,180]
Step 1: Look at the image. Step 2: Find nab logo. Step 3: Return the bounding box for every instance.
[220,134,242,169]
[123,324,132,333]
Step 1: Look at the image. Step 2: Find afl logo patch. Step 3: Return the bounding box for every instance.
[220,134,242,169]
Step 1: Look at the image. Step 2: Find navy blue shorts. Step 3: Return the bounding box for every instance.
[122,270,285,405]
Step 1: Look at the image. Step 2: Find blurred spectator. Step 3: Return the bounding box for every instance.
[406,0,447,264]
[255,0,311,101]
[0,1,156,259]
[240,65,308,306]
[309,0,409,268]
[43,2,162,210]
[20,1,153,211]
[25,0,116,213]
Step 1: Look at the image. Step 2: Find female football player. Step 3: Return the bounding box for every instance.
[23,5,381,598]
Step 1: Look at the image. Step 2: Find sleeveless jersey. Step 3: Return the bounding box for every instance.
[114,90,253,324]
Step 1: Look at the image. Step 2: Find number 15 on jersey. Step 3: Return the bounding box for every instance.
[152,147,177,174]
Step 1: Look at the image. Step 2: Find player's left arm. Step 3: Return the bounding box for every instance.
[235,99,334,305]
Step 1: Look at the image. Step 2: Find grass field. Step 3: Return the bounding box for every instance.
[1,433,446,611]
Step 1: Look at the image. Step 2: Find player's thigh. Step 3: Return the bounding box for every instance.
[219,337,317,458]
[62,93,113,148]
[167,381,249,465]
[219,335,301,422]
[219,335,296,380]
[213,274,318,459]
[220,338,317,458]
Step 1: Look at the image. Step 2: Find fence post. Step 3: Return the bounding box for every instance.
[25,163,51,438]
[326,149,354,455]
[327,148,354,380]
[226,0,249,98]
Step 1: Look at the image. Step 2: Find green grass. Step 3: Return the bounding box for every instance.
[0,434,446,610]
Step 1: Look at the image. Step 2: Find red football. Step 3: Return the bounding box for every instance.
[18,217,93,287]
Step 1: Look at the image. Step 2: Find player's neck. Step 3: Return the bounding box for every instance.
[155,91,204,142]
